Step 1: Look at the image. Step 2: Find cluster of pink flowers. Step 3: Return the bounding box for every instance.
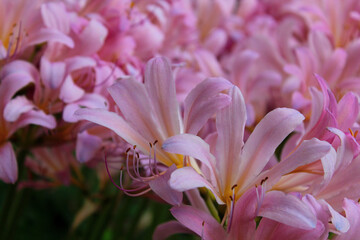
[2,0,360,239]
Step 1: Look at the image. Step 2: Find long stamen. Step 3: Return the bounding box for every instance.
[201,221,205,240]
[227,184,238,233]
[255,177,268,216]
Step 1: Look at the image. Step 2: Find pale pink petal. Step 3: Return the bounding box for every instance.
[231,50,259,88]
[169,167,223,204]
[305,74,337,140]
[238,108,304,190]
[76,131,102,163]
[325,201,350,233]
[259,191,317,230]
[11,110,56,134]
[337,92,359,131]
[63,93,108,122]
[162,134,216,171]
[257,138,331,191]
[170,205,226,240]
[27,28,74,48]
[107,80,165,141]
[74,19,108,56]
[65,56,96,73]
[229,187,257,239]
[153,221,193,240]
[194,49,224,77]
[40,57,66,89]
[0,142,18,184]
[328,127,354,170]
[59,75,84,103]
[216,86,247,192]
[255,217,324,240]
[74,108,150,156]
[41,2,70,33]
[184,77,232,134]
[322,49,347,84]
[145,57,181,137]
[0,61,36,106]
[149,165,183,206]
[335,198,360,239]
[4,96,35,122]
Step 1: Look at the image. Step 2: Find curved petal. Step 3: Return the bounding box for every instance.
[336,198,360,239]
[76,131,102,163]
[63,93,108,122]
[170,205,226,240]
[184,77,232,134]
[145,57,181,137]
[259,191,317,230]
[0,142,17,184]
[325,201,350,233]
[59,75,84,103]
[4,96,35,122]
[162,134,216,171]
[216,86,247,193]
[255,138,331,191]
[75,108,148,155]
[153,221,194,240]
[11,109,56,135]
[40,57,66,89]
[238,108,304,190]
[149,165,183,206]
[169,167,223,204]
[107,80,165,141]
[337,92,359,131]
[229,187,257,239]
[27,28,74,48]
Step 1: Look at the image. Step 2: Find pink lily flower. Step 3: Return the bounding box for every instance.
[0,0,74,64]
[0,60,56,184]
[75,56,231,198]
[154,187,329,240]
[162,85,332,209]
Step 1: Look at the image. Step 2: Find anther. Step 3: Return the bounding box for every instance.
[260,177,268,185]
[153,140,158,145]
[126,148,131,153]
[231,184,238,190]
[133,145,137,149]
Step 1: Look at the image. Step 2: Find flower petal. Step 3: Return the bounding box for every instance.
[162,134,216,171]
[0,142,18,184]
[149,165,183,206]
[256,138,331,191]
[153,221,193,240]
[11,110,56,134]
[145,57,181,137]
[216,86,247,193]
[335,198,360,239]
[238,108,304,190]
[169,167,223,204]
[170,205,226,240]
[76,131,102,163]
[4,96,35,122]
[107,80,165,142]
[40,57,66,89]
[259,191,317,230]
[184,77,232,134]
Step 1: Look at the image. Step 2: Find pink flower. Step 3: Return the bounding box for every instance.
[75,56,231,167]
[154,187,327,240]
[163,85,332,207]
[0,60,56,183]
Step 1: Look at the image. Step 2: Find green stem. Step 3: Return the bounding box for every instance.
[0,148,28,239]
